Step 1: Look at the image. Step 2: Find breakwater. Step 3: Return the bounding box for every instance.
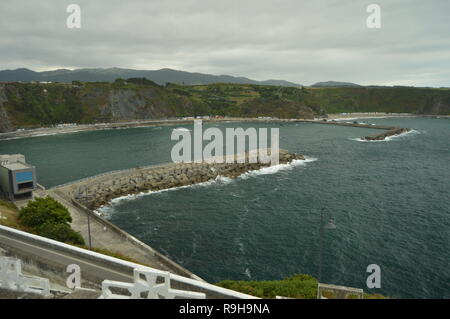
[300,119,411,141]
[42,148,304,278]
[64,149,304,210]
[363,127,410,141]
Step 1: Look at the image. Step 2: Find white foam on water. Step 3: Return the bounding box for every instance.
[0,136,21,141]
[98,157,317,214]
[349,129,420,142]
[239,157,317,179]
[244,267,252,279]
[0,129,89,141]
[332,116,389,121]
[173,128,191,132]
[98,174,235,214]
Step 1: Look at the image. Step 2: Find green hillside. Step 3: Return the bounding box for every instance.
[1,79,449,132]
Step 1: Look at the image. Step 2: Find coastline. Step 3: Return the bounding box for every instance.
[0,113,418,141]
[0,113,417,279]
[2,114,440,296]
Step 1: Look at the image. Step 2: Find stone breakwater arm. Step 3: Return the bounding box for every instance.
[61,150,305,210]
[46,149,303,281]
[297,120,411,141]
[362,127,411,141]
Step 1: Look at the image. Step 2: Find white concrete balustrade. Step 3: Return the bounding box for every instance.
[100,268,206,299]
[0,256,51,297]
[0,225,259,299]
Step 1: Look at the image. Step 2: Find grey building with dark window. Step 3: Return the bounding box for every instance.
[0,154,36,200]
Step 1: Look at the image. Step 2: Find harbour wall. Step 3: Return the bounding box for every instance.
[299,119,411,141]
[56,149,305,210]
[49,149,305,280]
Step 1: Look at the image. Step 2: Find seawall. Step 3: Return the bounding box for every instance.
[299,119,412,141]
[55,149,305,210]
[49,149,305,281]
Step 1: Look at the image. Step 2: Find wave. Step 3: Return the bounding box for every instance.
[349,129,420,142]
[97,174,234,214]
[244,267,252,279]
[173,128,191,132]
[0,130,86,141]
[239,157,317,179]
[98,157,317,215]
[333,117,389,121]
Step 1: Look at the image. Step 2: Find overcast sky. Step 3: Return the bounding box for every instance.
[0,0,449,86]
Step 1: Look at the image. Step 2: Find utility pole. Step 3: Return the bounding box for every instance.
[318,208,336,283]
[318,209,324,282]
[84,186,92,250]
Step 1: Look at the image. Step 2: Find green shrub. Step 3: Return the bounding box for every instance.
[217,274,318,299]
[19,196,72,228]
[35,222,85,245]
[18,196,85,245]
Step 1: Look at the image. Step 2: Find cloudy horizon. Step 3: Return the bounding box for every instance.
[0,0,449,87]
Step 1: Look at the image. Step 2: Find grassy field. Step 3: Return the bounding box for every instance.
[0,199,24,230]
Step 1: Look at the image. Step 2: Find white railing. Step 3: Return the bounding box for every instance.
[0,225,258,299]
[100,268,206,299]
[0,256,51,297]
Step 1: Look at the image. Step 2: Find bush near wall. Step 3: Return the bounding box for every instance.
[217,274,319,299]
[217,274,389,299]
[18,196,85,246]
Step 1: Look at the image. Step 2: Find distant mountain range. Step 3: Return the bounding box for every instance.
[311,81,362,88]
[0,67,304,87]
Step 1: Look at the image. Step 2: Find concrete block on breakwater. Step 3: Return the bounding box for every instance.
[60,149,305,210]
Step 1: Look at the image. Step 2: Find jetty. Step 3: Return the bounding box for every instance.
[52,149,305,210]
[42,149,304,278]
[296,119,411,141]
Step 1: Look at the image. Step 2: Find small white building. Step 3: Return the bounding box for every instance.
[0,154,36,201]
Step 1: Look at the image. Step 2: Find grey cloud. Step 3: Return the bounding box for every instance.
[0,0,449,86]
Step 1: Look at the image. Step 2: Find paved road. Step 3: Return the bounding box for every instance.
[0,225,255,299]
[0,227,135,284]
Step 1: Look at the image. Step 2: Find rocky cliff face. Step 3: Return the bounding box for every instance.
[0,83,197,131]
[77,87,183,121]
[420,95,450,115]
[0,82,449,133]
[0,85,14,132]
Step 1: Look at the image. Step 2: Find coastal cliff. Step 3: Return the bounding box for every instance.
[0,81,449,132]
[0,86,13,132]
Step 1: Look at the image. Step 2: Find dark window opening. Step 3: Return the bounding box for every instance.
[18,181,33,190]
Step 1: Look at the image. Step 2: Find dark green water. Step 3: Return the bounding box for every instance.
[1,118,449,298]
